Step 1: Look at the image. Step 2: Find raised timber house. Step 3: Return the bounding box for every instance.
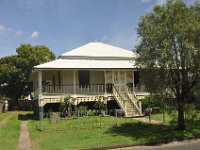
[30,42,148,118]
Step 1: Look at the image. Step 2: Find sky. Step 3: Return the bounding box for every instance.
[0,0,197,58]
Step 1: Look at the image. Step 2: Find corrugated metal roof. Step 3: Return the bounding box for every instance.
[34,42,136,70]
[61,42,135,58]
[34,59,135,69]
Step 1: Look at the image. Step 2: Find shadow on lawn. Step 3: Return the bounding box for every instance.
[106,122,188,145]
[18,113,36,121]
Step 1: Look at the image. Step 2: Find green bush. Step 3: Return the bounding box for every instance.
[94,100,106,110]
[87,109,95,116]
[142,95,159,109]
[185,104,200,121]
[59,96,72,117]
[78,106,87,116]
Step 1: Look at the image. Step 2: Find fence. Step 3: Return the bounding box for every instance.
[38,109,135,131]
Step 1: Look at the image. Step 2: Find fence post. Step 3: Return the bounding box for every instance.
[77,110,80,130]
[138,101,142,115]
[148,106,151,124]
[115,109,118,126]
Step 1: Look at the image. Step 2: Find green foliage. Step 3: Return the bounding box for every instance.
[59,96,72,117]
[78,106,87,115]
[142,95,159,109]
[135,0,200,130]
[16,44,55,80]
[0,44,55,100]
[94,100,106,110]
[184,104,200,121]
[87,109,95,116]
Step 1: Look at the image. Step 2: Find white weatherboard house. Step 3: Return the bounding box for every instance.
[30,42,148,118]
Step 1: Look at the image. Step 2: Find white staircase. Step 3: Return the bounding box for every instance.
[113,85,142,117]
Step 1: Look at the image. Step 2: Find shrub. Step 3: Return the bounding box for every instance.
[87,109,95,116]
[185,104,200,121]
[94,100,106,111]
[142,95,159,109]
[59,96,72,117]
[78,106,87,116]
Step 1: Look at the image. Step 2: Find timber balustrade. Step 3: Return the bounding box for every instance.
[35,84,114,95]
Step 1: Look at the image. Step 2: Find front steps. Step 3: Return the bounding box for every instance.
[113,86,143,117]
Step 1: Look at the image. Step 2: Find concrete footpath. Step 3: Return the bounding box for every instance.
[17,121,32,150]
[110,139,200,150]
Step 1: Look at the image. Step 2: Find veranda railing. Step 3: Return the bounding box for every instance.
[41,84,113,94]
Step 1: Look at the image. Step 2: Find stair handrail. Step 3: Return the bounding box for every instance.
[113,85,125,110]
[125,86,142,115]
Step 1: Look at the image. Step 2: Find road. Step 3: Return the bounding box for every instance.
[111,139,200,150]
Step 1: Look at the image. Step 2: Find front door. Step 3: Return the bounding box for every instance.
[78,70,90,87]
[113,71,126,92]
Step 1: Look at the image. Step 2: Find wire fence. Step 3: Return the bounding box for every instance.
[38,109,135,131]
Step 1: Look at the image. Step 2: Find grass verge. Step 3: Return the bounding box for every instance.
[146,113,172,124]
[0,112,14,122]
[0,112,21,150]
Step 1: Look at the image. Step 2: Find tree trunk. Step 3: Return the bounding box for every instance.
[177,100,185,131]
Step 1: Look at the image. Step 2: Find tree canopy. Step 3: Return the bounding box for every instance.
[135,0,200,130]
[0,44,55,100]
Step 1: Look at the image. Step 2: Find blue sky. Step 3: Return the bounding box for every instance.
[0,0,197,58]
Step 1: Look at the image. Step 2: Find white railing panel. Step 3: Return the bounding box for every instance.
[42,84,105,95]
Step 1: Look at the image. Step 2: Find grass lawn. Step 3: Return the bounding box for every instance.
[28,113,200,150]
[146,113,173,124]
[0,112,15,122]
[0,112,21,150]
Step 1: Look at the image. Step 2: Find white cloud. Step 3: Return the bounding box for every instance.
[140,0,151,3]
[31,31,40,38]
[0,25,12,35]
[15,30,23,37]
[0,24,24,38]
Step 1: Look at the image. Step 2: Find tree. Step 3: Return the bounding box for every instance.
[0,55,25,100]
[16,44,55,81]
[0,44,55,100]
[135,0,200,130]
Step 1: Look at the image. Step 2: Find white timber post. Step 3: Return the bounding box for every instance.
[112,71,114,92]
[138,100,142,115]
[38,71,42,97]
[132,70,135,94]
[73,70,76,96]
[104,70,107,96]
[124,71,127,92]
[124,71,127,85]
[112,71,114,84]
[38,70,43,129]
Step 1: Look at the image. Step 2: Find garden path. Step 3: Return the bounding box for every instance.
[17,121,32,150]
